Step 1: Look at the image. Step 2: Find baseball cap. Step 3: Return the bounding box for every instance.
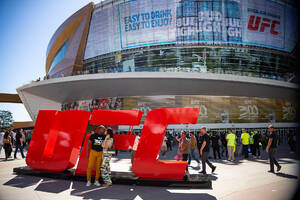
[268,124,274,129]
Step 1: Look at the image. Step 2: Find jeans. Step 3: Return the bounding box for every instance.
[227,146,234,161]
[269,148,280,171]
[188,149,200,165]
[242,145,249,158]
[14,144,25,158]
[201,151,214,174]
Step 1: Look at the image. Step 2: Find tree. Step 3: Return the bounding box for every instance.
[0,110,13,129]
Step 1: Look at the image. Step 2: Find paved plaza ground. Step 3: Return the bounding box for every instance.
[0,143,299,200]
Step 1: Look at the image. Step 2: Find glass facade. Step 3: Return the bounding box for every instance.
[49,40,69,73]
[45,0,299,82]
[81,45,297,82]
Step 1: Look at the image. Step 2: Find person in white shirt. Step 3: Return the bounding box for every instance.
[0,129,5,155]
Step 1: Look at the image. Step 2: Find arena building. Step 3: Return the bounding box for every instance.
[17,0,300,134]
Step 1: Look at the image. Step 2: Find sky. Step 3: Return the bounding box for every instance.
[0,0,103,121]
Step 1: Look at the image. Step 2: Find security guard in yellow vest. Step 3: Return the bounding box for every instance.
[241,129,250,159]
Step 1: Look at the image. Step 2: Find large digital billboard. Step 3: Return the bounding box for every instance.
[62,96,298,124]
[84,0,298,59]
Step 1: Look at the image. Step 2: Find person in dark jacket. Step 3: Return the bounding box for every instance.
[211,132,221,159]
[253,131,261,158]
[266,125,281,173]
[199,127,216,175]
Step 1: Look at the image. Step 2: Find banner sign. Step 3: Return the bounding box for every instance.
[84,0,298,59]
[62,96,299,123]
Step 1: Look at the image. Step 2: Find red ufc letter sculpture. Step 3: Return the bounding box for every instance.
[75,110,143,175]
[132,108,200,180]
[26,110,90,172]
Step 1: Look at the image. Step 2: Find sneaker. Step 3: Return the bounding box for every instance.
[277,165,281,172]
[212,166,216,173]
[268,170,275,173]
[86,181,91,187]
[94,181,101,186]
[199,171,207,175]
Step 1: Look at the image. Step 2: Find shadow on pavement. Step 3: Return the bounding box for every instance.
[250,158,297,165]
[0,158,17,162]
[71,182,217,200]
[4,175,217,200]
[35,178,72,193]
[275,172,298,179]
[3,175,42,188]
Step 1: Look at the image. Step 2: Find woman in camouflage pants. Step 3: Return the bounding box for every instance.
[101,128,114,187]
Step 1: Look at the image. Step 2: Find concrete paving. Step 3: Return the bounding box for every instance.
[0,143,299,200]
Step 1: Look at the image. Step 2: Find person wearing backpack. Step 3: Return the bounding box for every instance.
[266,125,281,173]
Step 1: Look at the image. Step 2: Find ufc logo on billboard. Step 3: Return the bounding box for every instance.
[248,15,280,35]
[26,108,200,179]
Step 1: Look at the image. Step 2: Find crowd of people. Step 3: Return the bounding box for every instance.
[155,125,293,175]
[0,128,32,161]
[0,124,296,187]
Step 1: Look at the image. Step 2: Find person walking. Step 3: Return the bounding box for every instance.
[101,128,114,187]
[20,129,27,148]
[188,131,201,168]
[2,131,13,161]
[14,129,25,159]
[199,127,216,175]
[180,131,190,162]
[211,132,221,160]
[86,125,106,187]
[197,131,203,158]
[241,129,250,159]
[266,125,281,173]
[226,129,236,161]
